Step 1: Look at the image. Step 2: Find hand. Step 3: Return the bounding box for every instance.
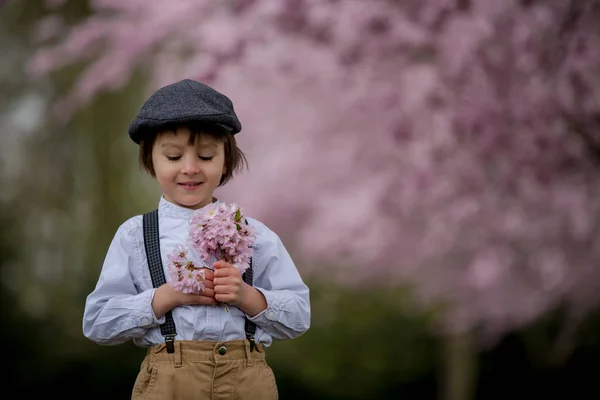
[213,261,268,317]
[212,261,244,307]
[152,269,217,318]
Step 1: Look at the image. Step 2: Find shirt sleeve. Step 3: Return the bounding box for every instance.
[82,219,165,345]
[246,222,311,340]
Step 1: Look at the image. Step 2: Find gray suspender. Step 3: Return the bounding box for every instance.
[142,209,257,354]
[142,210,177,353]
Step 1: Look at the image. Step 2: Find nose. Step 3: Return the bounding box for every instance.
[180,156,200,175]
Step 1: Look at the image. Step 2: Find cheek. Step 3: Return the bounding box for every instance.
[152,157,173,178]
[216,158,227,176]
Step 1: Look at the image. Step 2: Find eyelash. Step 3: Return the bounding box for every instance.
[166,156,213,161]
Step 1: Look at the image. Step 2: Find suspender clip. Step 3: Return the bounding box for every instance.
[165,334,176,354]
[248,335,256,353]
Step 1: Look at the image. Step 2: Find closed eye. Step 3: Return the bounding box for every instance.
[166,155,181,161]
[199,156,214,161]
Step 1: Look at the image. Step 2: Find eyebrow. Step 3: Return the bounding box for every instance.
[196,142,218,149]
[160,142,183,149]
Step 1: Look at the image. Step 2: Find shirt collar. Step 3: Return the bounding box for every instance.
[157,196,220,220]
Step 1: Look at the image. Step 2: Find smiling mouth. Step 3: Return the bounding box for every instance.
[179,182,202,188]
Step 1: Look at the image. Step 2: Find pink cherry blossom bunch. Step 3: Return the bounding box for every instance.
[166,245,207,294]
[189,202,257,274]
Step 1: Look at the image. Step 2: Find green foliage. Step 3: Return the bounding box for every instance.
[0,271,439,398]
[266,281,439,399]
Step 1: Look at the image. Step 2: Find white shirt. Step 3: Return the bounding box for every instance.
[83,197,311,348]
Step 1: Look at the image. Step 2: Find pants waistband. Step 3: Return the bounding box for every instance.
[146,339,265,364]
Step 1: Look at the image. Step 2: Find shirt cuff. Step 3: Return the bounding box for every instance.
[133,289,165,327]
[247,287,283,324]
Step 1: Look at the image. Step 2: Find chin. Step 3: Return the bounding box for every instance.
[177,197,210,209]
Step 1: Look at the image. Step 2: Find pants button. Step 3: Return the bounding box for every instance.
[218,345,227,355]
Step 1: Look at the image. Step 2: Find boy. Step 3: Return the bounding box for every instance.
[83,79,311,399]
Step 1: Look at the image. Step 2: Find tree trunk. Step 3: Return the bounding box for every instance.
[441,332,477,400]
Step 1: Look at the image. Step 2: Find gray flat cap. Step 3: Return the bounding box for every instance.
[128,79,242,144]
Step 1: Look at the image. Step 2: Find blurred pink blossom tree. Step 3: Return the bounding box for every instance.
[30,0,600,347]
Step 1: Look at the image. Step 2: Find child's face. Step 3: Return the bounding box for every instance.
[151,126,226,210]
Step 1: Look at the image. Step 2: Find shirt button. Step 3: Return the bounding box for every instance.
[218,345,227,355]
[141,316,151,325]
[266,310,276,321]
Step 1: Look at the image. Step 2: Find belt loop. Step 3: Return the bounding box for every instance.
[174,341,182,368]
[153,343,165,354]
[244,340,254,367]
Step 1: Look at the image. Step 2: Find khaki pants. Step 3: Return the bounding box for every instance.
[131,339,278,400]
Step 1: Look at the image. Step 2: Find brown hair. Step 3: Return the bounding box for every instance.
[138,123,248,186]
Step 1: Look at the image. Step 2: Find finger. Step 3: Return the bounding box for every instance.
[203,269,215,281]
[199,288,215,298]
[213,260,234,270]
[213,276,242,288]
[214,284,240,295]
[215,293,236,304]
[214,268,241,279]
[214,269,232,279]
[191,295,218,306]
[202,280,214,290]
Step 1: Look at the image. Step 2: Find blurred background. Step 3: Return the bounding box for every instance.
[2,1,600,399]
